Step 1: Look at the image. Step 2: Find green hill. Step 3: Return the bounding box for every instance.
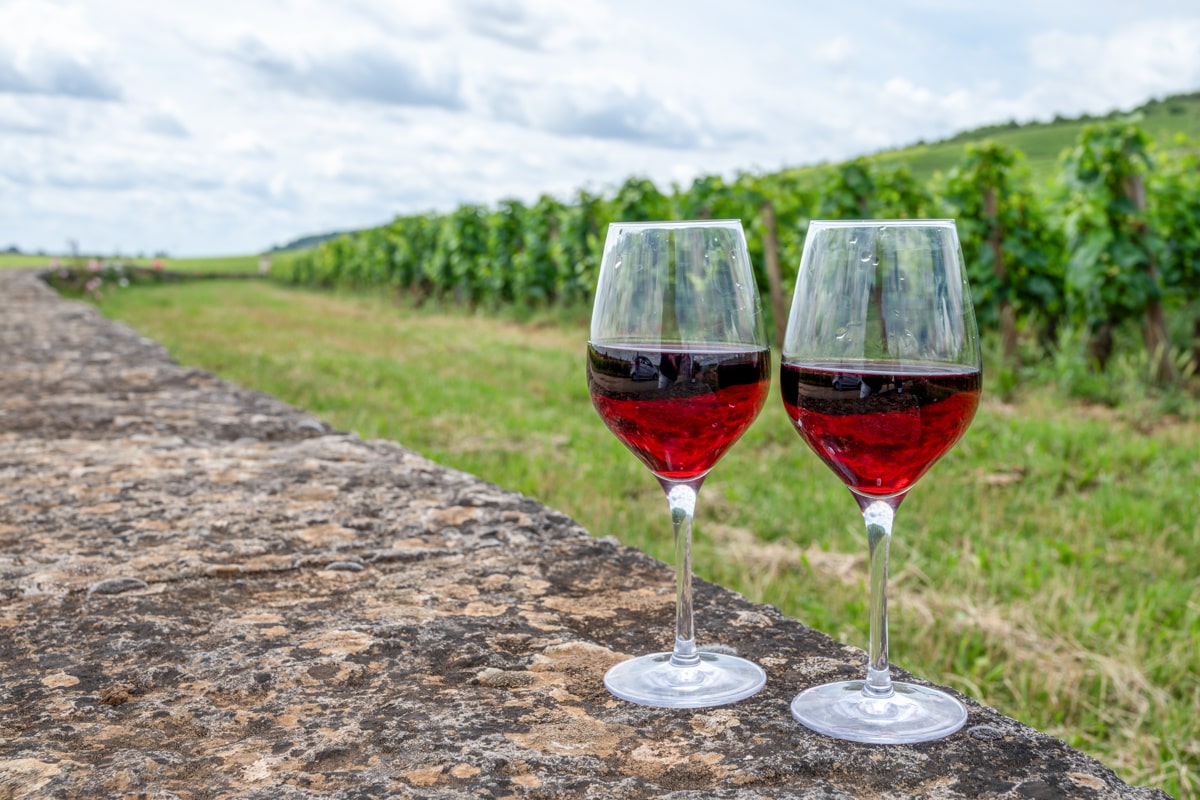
[845,91,1200,183]
[268,230,357,253]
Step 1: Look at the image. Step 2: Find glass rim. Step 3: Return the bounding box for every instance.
[608,219,744,230]
[807,219,955,228]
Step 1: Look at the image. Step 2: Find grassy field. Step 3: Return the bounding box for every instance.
[0,250,307,276]
[91,279,1198,798]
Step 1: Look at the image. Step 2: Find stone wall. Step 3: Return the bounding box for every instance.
[0,270,1170,799]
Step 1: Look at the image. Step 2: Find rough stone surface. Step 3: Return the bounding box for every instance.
[0,270,1170,799]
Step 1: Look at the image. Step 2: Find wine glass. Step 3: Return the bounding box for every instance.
[780,219,981,742]
[587,219,770,708]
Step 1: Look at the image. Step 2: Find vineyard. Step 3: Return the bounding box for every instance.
[290,112,1200,393]
[82,98,1200,796]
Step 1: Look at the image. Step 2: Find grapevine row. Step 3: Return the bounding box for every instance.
[290,121,1200,381]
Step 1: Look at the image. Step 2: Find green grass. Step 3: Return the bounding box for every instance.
[0,253,51,269]
[92,280,1199,799]
[0,250,308,277]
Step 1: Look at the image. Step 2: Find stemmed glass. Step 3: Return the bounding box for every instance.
[587,219,770,708]
[780,219,981,742]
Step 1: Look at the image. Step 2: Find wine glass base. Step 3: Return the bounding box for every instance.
[790,680,967,743]
[604,652,766,709]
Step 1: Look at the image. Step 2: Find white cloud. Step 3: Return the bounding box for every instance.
[219,130,274,157]
[0,1,123,100]
[458,0,558,51]
[0,46,122,100]
[1027,20,1200,114]
[814,37,855,69]
[229,36,465,109]
[142,110,189,138]
[0,96,54,134]
[489,77,713,149]
[308,149,348,180]
[456,0,608,51]
[0,1,108,52]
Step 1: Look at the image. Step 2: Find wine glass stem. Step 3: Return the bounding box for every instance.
[862,499,896,698]
[665,481,701,668]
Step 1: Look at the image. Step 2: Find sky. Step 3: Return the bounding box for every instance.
[2,1,1200,257]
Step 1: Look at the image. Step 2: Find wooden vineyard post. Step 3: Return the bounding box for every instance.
[1126,173,1176,385]
[983,187,1018,365]
[758,201,787,350]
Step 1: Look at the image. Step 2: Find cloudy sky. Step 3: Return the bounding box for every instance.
[3,1,1199,257]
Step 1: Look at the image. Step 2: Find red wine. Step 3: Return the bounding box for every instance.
[780,360,980,496]
[588,343,770,480]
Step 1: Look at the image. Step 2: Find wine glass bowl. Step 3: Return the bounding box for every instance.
[587,219,770,708]
[781,220,981,742]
